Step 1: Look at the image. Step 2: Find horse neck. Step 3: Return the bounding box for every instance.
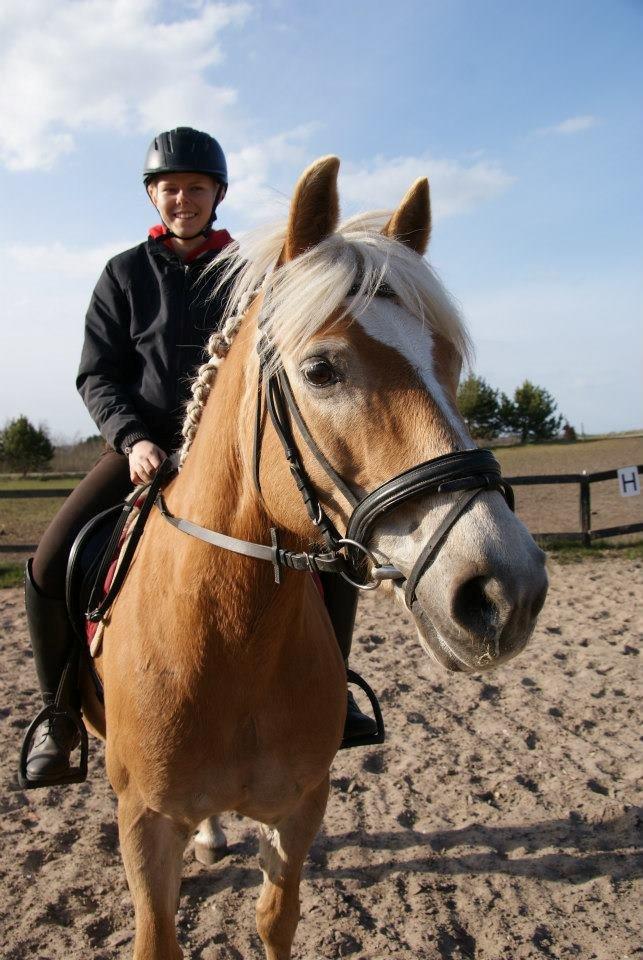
[161,317,306,641]
[170,319,258,534]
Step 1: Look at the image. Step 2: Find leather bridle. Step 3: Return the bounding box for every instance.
[156,291,515,611]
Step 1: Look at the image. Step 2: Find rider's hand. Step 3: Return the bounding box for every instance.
[128,440,167,485]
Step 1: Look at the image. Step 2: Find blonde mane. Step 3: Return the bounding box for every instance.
[180,212,471,466]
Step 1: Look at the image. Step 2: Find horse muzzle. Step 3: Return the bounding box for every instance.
[405,554,549,673]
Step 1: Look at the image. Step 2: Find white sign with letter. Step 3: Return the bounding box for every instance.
[617,466,640,497]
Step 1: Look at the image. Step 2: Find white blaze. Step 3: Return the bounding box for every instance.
[356,298,470,446]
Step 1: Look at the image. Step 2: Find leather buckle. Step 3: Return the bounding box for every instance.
[270,528,281,585]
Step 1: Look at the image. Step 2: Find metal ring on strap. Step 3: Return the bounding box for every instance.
[337,537,403,591]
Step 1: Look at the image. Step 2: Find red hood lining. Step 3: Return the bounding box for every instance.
[148,225,233,263]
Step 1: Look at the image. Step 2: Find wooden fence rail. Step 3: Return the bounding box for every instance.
[1,464,641,554]
[505,464,643,546]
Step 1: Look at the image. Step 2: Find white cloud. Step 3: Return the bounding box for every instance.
[339,154,515,220]
[0,0,516,235]
[4,240,135,279]
[225,124,320,225]
[0,0,251,170]
[221,145,515,233]
[533,115,600,137]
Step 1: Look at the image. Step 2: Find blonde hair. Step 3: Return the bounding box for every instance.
[180,212,471,465]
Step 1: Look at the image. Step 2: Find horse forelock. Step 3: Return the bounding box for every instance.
[179,211,472,466]
[208,211,472,374]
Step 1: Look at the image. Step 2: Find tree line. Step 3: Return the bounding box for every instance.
[0,417,104,474]
[457,376,569,442]
[1,381,569,475]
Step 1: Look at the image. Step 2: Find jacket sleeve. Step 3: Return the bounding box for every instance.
[76,261,149,451]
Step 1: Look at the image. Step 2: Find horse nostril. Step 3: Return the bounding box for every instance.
[451,574,502,641]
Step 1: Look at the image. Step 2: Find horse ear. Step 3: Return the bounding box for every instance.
[382,177,431,255]
[284,156,340,262]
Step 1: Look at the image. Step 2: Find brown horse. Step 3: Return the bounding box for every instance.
[82,156,547,960]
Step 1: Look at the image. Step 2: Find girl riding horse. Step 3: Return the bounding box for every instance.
[73,156,547,960]
[21,128,375,789]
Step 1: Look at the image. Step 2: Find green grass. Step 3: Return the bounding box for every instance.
[544,540,643,564]
[0,562,23,588]
[0,477,80,491]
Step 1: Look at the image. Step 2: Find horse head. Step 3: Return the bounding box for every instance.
[208,156,548,673]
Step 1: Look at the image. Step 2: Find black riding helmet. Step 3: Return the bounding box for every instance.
[144,126,228,238]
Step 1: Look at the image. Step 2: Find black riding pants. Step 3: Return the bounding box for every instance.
[32,449,133,600]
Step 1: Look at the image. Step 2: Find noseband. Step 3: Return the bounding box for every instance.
[257,356,514,599]
[157,300,514,608]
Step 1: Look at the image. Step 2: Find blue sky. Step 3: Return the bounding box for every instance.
[1,0,641,441]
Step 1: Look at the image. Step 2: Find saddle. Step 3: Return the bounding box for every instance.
[66,501,127,649]
[64,464,174,711]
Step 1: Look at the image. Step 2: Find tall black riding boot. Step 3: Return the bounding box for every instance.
[19,559,86,788]
[320,573,379,744]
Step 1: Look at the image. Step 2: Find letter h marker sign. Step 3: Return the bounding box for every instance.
[617,466,641,498]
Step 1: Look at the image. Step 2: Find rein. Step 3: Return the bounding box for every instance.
[153,298,515,607]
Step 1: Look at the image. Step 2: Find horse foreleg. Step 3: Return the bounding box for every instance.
[117,790,189,960]
[256,776,330,960]
[194,815,228,865]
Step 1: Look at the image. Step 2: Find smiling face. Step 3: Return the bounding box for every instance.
[147,172,219,237]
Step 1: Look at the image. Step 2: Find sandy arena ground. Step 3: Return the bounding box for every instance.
[0,557,641,960]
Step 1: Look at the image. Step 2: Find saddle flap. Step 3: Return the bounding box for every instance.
[66,503,126,644]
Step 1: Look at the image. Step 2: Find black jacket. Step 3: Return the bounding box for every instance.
[77,231,233,453]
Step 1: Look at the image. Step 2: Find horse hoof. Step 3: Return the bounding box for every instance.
[194,840,227,865]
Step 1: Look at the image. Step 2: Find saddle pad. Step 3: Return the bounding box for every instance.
[87,491,148,656]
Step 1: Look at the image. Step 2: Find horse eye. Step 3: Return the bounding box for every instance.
[302,358,336,387]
